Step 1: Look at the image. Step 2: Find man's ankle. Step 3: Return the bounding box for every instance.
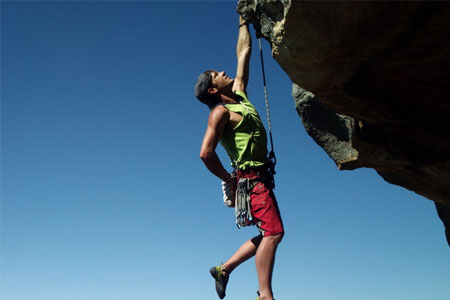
[221,265,229,276]
[258,291,274,300]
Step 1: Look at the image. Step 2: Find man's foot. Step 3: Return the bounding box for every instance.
[210,265,229,299]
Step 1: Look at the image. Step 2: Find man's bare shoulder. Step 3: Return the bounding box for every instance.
[208,105,230,126]
[210,102,243,129]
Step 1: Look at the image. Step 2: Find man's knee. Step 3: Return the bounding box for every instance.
[274,232,284,244]
[265,232,284,244]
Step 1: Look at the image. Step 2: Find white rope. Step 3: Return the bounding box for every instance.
[258,38,275,155]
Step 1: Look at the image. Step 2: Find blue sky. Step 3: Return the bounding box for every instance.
[1,1,449,300]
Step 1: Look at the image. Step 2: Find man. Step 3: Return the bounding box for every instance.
[194,16,284,300]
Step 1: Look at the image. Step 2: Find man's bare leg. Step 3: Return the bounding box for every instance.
[221,235,263,275]
[255,234,282,300]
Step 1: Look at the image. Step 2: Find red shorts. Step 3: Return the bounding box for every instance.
[237,167,284,237]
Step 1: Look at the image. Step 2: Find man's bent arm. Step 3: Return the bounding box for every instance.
[233,16,251,93]
[200,106,233,182]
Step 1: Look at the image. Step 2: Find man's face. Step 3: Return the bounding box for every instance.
[210,70,234,90]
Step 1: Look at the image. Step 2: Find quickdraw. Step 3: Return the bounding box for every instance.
[235,177,258,228]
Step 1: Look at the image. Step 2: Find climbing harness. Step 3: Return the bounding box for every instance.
[258,38,277,187]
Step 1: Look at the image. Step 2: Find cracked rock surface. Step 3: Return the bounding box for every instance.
[238,0,450,244]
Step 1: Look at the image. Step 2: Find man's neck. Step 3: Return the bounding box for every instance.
[219,86,240,103]
[220,93,239,104]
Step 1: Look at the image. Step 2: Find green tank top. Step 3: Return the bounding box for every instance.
[220,90,268,170]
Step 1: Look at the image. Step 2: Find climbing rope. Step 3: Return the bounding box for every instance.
[258,38,277,182]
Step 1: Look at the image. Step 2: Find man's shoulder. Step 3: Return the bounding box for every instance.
[209,104,229,121]
[210,103,228,114]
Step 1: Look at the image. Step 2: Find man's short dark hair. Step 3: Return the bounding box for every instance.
[194,70,220,109]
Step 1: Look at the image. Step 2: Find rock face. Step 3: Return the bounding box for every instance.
[237,0,450,244]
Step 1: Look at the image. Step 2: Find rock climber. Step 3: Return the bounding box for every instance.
[194,15,284,300]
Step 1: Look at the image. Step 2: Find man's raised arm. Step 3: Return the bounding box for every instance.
[232,16,251,93]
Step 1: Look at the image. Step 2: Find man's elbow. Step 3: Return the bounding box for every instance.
[199,152,207,162]
[199,150,213,163]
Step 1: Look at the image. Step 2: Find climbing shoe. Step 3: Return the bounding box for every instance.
[210,265,229,299]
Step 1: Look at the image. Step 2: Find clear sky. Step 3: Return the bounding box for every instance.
[1,1,449,300]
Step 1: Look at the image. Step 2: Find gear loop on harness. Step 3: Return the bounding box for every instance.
[235,174,267,229]
[235,177,256,228]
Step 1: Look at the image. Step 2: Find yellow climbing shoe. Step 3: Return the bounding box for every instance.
[210,265,229,299]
